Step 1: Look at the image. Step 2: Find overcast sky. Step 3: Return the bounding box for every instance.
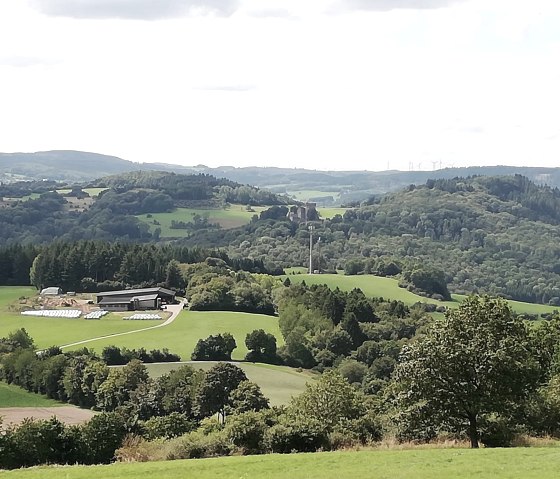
[1,0,559,171]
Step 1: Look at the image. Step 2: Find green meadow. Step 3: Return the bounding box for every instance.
[56,188,108,197]
[2,448,559,479]
[318,207,349,219]
[0,382,63,408]
[283,273,560,316]
[0,312,163,351]
[136,204,267,237]
[0,287,36,308]
[67,311,282,361]
[143,361,314,406]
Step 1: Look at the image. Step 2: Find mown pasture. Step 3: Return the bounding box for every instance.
[143,361,314,407]
[3,448,559,479]
[136,205,267,238]
[0,382,63,408]
[282,273,560,316]
[67,311,282,361]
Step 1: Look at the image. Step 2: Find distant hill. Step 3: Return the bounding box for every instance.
[0,150,145,182]
[2,150,560,204]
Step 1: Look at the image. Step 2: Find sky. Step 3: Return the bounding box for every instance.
[0,0,559,172]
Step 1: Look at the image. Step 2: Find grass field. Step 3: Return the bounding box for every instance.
[3,448,559,479]
[0,382,63,408]
[287,189,342,202]
[67,311,282,361]
[0,286,36,308]
[141,361,313,406]
[136,205,267,238]
[0,312,163,350]
[56,188,108,197]
[319,207,348,219]
[282,273,560,316]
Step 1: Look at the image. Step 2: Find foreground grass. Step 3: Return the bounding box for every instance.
[0,382,62,408]
[3,448,560,479]
[68,311,282,361]
[144,361,314,406]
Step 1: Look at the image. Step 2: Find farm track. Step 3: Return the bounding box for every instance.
[58,304,183,350]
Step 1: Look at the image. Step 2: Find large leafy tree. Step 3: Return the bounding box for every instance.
[194,362,248,421]
[393,295,539,448]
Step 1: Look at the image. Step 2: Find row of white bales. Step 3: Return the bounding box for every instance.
[20,310,161,320]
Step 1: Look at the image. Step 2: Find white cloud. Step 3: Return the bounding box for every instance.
[0,0,558,171]
[29,0,239,19]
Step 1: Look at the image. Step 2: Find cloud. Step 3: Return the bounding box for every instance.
[330,0,467,13]
[0,56,56,67]
[193,84,257,92]
[29,0,240,19]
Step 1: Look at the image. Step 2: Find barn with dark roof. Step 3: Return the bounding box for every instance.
[95,287,176,312]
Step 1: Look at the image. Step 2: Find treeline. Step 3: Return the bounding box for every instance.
[0,243,38,285]
[275,281,427,394]
[24,241,270,291]
[101,345,180,365]
[184,258,277,315]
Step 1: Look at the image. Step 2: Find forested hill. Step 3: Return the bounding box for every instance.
[0,151,137,181]
[2,150,560,204]
[0,171,286,244]
[184,175,560,305]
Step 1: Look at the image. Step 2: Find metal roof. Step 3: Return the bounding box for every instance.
[96,287,175,298]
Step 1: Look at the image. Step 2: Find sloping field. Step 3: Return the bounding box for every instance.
[283,274,560,316]
[3,448,559,479]
[143,361,314,406]
[67,311,282,361]
[283,273,450,306]
[136,204,267,237]
[0,382,62,408]
[0,406,94,429]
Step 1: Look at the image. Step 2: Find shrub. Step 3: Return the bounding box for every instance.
[224,410,276,454]
[140,413,197,440]
[166,430,232,460]
[263,418,329,453]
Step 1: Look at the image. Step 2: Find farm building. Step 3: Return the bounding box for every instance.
[40,287,63,296]
[95,287,176,312]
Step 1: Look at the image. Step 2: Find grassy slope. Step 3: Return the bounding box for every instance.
[144,361,313,406]
[283,274,560,315]
[67,311,283,361]
[0,382,63,408]
[3,448,560,479]
[136,205,266,238]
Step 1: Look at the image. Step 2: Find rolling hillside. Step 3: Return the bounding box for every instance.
[3,150,560,205]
